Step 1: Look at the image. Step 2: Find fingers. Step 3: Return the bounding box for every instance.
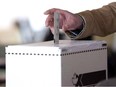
[44,8,72,32]
[45,15,54,33]
[44,8,57,15]
[45,14,54,27]
[49,27,54,34]
[45,11,65,27]
[44,8,67,15]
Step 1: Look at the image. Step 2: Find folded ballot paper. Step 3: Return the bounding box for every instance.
[6,40,108,87]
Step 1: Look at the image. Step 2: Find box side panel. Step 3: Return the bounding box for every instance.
[61,48,107,86]
[6,50,61,87]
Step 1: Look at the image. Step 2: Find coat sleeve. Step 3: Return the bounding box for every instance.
[67,2,116,39]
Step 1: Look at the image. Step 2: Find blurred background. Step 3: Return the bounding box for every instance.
[0,0,116,86]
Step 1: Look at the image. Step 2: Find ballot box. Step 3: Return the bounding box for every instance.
[5,40,108,87]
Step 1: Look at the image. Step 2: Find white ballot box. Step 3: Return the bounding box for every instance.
[6,40,107,87]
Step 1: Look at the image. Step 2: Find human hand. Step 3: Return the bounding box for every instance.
[44,8,83,33]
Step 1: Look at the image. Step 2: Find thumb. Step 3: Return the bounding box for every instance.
[49,27,54,34]
[62,24,69,31]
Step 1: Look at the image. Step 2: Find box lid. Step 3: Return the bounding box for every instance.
[6,40,107,54]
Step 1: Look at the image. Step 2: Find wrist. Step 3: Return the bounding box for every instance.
[76,14,85,30]
[65,15,85,39]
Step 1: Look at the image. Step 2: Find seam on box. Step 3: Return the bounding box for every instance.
[6,48,107,56]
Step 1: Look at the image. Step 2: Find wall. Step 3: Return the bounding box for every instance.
[0,0,115,31]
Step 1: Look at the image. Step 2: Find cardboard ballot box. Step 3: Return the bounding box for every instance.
[6,40,107,87]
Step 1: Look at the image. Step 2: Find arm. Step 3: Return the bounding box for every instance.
[75,2,116,39]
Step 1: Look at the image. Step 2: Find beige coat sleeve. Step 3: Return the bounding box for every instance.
[75,2,116,39]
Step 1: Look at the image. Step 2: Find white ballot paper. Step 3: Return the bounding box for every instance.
[54,12,60,45]
[6,40,108,87]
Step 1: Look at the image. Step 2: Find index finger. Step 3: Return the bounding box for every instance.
[44,8,58,15]
[44,8,67,15]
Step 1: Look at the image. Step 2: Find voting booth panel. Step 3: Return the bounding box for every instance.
[6,40,107,87]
